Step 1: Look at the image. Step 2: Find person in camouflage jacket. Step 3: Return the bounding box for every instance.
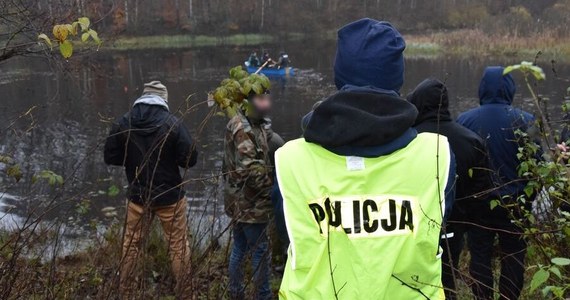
[224,90,274,300]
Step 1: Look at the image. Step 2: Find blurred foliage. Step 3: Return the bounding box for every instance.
[210,66,270,118]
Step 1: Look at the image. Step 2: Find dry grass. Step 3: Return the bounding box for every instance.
[405,29,570,59]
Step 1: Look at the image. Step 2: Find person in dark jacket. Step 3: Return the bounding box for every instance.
[247,51,260,68]
[408,78,495,300]
[104,81,198,298]
[457,67,537,300]
[276,52,290,69]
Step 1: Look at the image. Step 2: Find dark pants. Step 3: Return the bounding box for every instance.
[228,222,271,300]
[468,217,526,300]
[441,220,468,300]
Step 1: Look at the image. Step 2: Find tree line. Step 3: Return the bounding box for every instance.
[3,0,570,39]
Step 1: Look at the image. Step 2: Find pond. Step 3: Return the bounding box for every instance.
[1,39,569,253]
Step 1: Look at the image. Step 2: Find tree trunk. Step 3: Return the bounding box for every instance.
[260,0,265,30]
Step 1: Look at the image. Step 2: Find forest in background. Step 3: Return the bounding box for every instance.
[4,0,570,38]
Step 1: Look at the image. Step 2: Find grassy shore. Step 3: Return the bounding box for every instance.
[405,29,570,60]
[106,33,277,50]
[104,30,570,61]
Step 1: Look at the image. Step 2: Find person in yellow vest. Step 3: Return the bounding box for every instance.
[274,18,456,299]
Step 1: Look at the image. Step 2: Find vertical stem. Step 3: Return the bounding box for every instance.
[524,75,553,148]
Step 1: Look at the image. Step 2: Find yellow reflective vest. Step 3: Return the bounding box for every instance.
[275,133,451,300]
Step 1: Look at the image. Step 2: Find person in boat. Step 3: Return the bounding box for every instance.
[276,51,290,69]
[262,51,276,67]
[247,51,260,67]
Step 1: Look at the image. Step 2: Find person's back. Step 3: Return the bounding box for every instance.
[409,78,492,203]
[408,78,494,300]
[248,51,260,67]
[457,67,536,300]
[457,67,535,199]
[104,81,197,298]
[277,52,289,68]
[104,82,197,205]
[275,19,453,299]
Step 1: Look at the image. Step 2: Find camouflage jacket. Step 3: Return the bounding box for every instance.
[223,113,273,223]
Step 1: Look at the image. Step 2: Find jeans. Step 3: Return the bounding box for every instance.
[228,222,271,300]
[468,216,526,300]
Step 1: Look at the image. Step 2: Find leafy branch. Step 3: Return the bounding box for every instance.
[37,17,102,59]
[209,66,271,118]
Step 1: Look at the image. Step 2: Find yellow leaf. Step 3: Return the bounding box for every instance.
[59,40,73,58]
[52,25,68,42]
[38,33,52,48]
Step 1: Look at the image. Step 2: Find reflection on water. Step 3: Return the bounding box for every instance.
[1,40,570,251]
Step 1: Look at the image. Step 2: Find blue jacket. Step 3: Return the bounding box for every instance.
[457,66,536,199]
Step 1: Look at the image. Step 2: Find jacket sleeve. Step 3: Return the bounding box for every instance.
[104,122,126,166]
[443,147,456,222]
[233,128,272,190]
[176,123,198,168]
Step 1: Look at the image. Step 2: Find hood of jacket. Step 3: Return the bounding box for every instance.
[407,78,452,125]
[130,95,170,135]
[479,66,516,105]
[333,18,406,93]
[304,88,418,148]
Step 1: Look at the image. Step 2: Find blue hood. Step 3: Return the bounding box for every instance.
[478,66,516,105]
[334,18,406,93]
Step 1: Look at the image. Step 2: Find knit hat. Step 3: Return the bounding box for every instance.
[143,81,168,102]
[334,18,406,92]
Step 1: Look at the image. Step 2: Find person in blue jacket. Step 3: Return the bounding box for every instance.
[457,66,538,300]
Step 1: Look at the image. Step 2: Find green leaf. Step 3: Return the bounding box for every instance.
[490,199,500,210]
[107,185,120,197]
[503,65,520,75]
[81,32,89,42]
[530,269,550,292]
[77,17,90,31]
[549,266,562,279]
[551,257,570,266]
[251,82,263,94]
[38,33,52,48]
[468,168,473,178]
[88,29,101,45]
[59,40,73,58]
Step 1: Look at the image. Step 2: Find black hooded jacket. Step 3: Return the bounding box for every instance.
[104,103,198,206]
[408,79,494,207]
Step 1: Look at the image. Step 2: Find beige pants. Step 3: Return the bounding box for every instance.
[120,199,191,298]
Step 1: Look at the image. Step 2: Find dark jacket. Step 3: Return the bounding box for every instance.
[457,66,536,199]
[104,100,198,206]
[408,79,494,210]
